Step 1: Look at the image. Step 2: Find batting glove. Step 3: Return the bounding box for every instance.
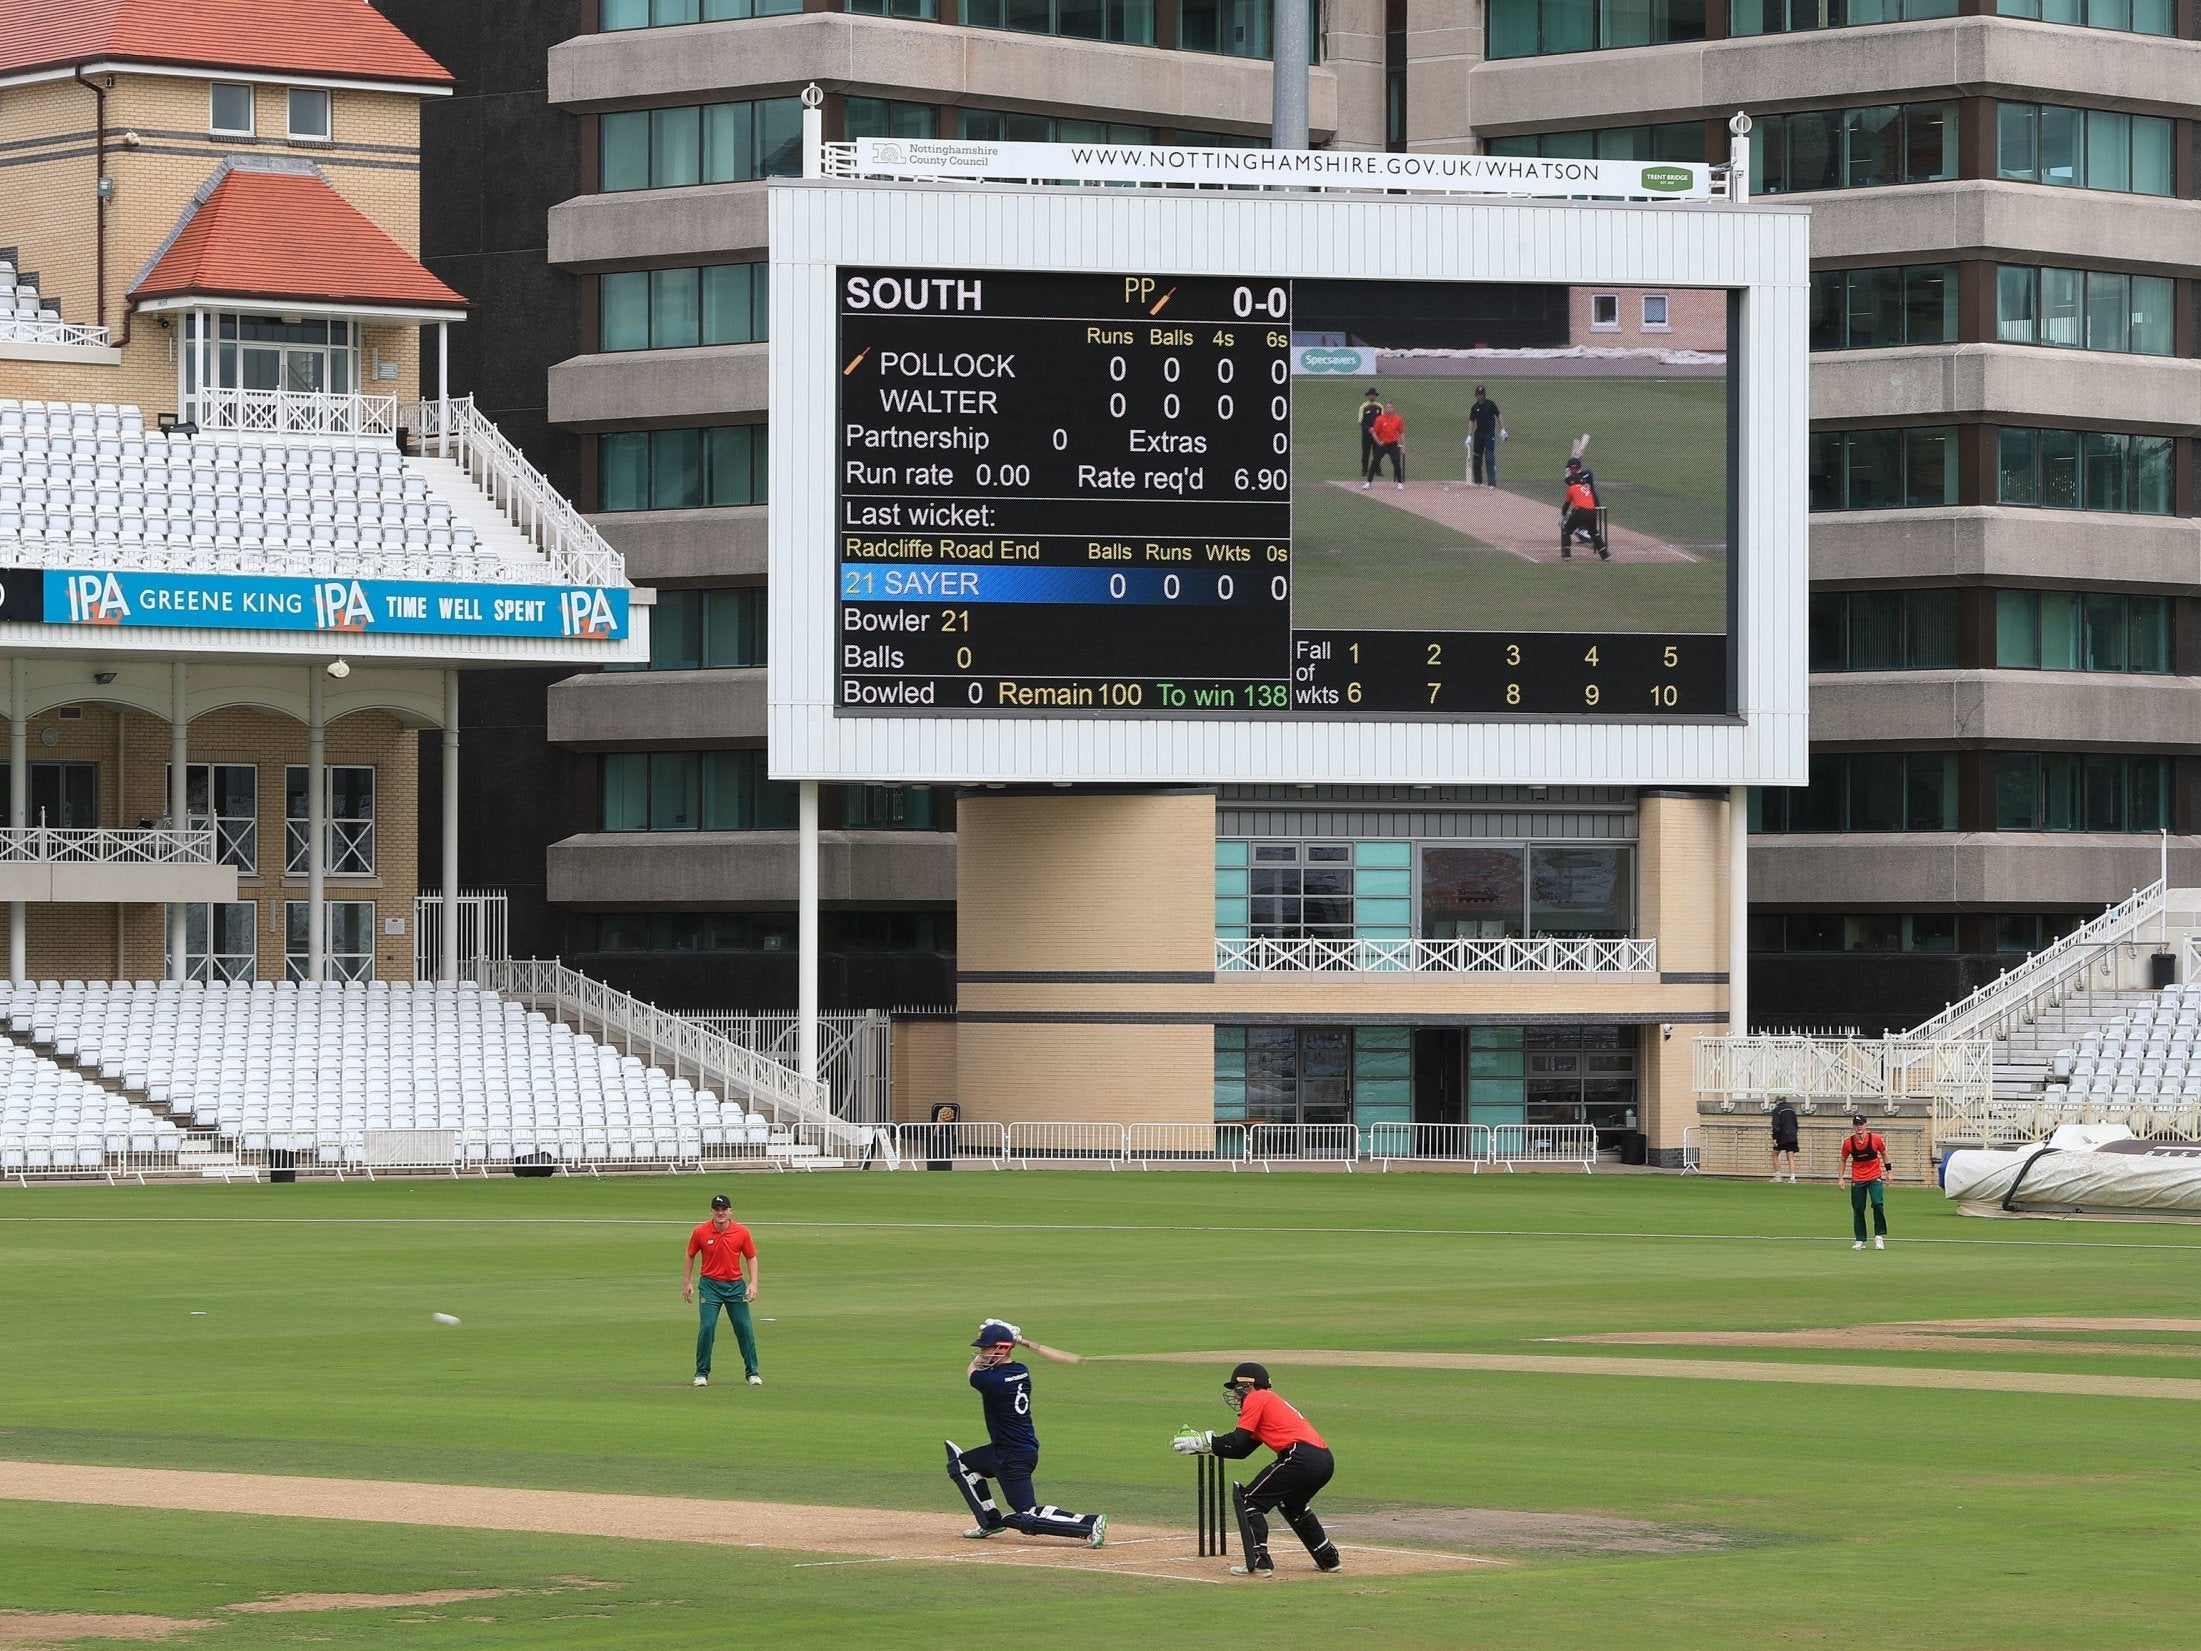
[1171,1430,1214,1455]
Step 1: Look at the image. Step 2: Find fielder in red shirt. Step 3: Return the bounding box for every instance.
[1363,404,1405,488]
[682,1193,761,1386]
[1172,1362,1339,1575]
[1839,1113,1892,1250]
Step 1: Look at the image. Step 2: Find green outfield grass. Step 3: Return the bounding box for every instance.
[6,1174,2201,1649]
[1293,374,1730,633]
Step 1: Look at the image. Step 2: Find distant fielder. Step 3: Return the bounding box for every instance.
[946,1319,1106,1547]
[682,1193,761,1387]
[1172,1361,1339,1575]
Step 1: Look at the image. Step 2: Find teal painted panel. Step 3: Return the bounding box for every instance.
[1356,841,1412,868]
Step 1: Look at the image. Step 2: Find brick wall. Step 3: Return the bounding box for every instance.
[1568,286,1727,353]
[0,71,431,411]
[7,701,419,982]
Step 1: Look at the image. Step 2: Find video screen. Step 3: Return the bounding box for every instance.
[1288,278,1732,638]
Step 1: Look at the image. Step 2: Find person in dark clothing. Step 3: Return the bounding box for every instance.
[1561,456,1607,560]
[1357,387,1384,479]
[946,1319,1106,1545]
[1466,386,1503,487]
[1770,1095,1800,1182]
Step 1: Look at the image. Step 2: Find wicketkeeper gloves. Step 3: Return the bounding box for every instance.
[1171,1429,1215,1455]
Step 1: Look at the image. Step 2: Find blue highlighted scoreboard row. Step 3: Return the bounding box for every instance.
[838,563,1284,606]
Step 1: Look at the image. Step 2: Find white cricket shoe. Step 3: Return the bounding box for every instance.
[1853,1241,1866,1250]
[962,1526,1000,1540]
[693,1375,709,1386]
[747,1374,763,1385]
[1089,1514,1107,1549]
[1874,1237,1886,1250]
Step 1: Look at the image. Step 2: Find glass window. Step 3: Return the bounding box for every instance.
[210,83,254,136]
[1996,265,2038,344]
[601,431,650,510]
[1999,102,2174,195]
[1420,846,1523,939]
[285,901,376,984]
[177,902,257,984]
[1808,587,1958,672]
[1997,428,2177,515]
[283,766,374,875]
[602,271,650,351]
[2129,275,2175,357]
[652,427,703,509]
[845,98,938,139]
[702,264,764,344]
[842,785,936,828]
[650,268,702,349]
[1757,102,1952,196]
[172,762,258,871]
[1527,845,1631,935]
[287,88,332,141]
[1812,427,1956,512]
[847,0,941,14]
[1640,293,1669,328]
[616,586,766,671]
[604,0,652,23]
[1995,590,2041,668]
[602,752,650,830]
[601,110,651,191]
[599,428,766,511]
[1484,0,1703,56]
[652,106,701,188]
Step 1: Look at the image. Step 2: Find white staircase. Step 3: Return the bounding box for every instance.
[407,454,547,577]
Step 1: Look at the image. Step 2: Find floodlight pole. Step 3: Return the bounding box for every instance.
[1271,0,1309,151]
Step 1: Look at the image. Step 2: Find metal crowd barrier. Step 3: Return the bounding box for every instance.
[1482,1124,1599,1173]
[1362,1122,1490,1170]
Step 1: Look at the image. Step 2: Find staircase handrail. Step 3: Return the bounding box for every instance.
[1907,880,2164,1044]
[413,395,626,589]
[471,958,860,1152]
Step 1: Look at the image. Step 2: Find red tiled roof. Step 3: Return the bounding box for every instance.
[133,166,467,312]
[0,0,451,88]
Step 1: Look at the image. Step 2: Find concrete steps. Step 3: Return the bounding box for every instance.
[407,454,549,579]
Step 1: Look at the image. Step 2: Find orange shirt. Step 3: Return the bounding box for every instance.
[1371,412,1404,445]
[1841,1133,1888,1183]
[1566,478,1597,511]
[688,1219,755,1280]
[1239,1388,1327,1452]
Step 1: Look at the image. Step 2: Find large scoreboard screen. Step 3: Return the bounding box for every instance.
[835,267,1731,719]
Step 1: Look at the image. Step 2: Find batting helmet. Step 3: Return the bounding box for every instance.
[1225,1361,1271,1391]
[972,1320,1018,1348]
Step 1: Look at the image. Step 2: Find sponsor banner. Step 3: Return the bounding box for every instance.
[2,567,628,640]
[850,138,1714,201]
[1294,345,1377,376]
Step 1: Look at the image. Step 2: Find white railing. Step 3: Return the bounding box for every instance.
[196,386,401,438]
[688,1009,892,1126]
[1696,1036,1991,1107]
[1249,1122,1360,1164]
[470,958,856,1152]
[1217,936,1656,974]
[415,395,625,588]
[414,890,510,980]
[1909,880,2164,1044]
[1362,1122,1487,1168]
[1485,1123,1598,1172]
[0,316,112,349]
[0,827,218,865]
[1008,1121,1132,1167]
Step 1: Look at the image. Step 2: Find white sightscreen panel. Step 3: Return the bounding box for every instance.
[769,182,1809,786]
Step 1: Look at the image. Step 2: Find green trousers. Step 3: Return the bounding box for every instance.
[695,1276,759,1379]
[1850,1179,1888,1242]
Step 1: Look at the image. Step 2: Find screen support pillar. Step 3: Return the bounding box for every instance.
[166,661,188,982]
[441,670,460,983]
[307,670,326,984]
[1271,0,1309,150]
[798,780,820,1084]
[8,658,24,986]
[1728,784,1747,1036]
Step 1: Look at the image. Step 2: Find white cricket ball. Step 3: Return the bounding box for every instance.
[432,1313,462,1327]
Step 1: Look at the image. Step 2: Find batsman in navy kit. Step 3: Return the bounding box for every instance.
[945,1319,1106,1547]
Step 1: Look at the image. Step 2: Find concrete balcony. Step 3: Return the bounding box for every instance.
[548,829,956,907]
[1804,182,2201,272]
[1216,936,1657,975]
[547,667,766,749]
[549,180,769,272]
[548,343,766,430]
[1809,671,2201,749]
[1811,346,2201,431]
[1467,18,2201,132]
[594,506,766,585]
[548,12,1328,138]
[0,829,239,904]
[1750,832,2184,907]
[1808,508,2201,590]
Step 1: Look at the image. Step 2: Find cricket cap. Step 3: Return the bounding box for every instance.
[710,1193,731,1209]
[1851,1114,1868,1126]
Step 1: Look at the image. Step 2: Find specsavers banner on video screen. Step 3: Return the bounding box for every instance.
[0,567,629,641]
[849,138,1713,201]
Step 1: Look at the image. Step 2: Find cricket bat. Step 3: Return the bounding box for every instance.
[1570,432,1592,462]
[1019,1337,1084,1366]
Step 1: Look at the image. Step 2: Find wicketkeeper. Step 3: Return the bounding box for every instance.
[1171,1361,1339,1575]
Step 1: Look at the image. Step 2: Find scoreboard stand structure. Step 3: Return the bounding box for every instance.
[768,108,1807,1156]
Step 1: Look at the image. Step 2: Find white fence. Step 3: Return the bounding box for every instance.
[0,315,112,349]
[3,1118,1620,1183]
[1217,936,1656,974]
[687,1009,891,1126]
[416,395,624,588]
[414,890,510,980]
[1910,880,2169,1043]
[196,386,401,438]
[0,827,218,865]
[874,1121,1603,1173]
